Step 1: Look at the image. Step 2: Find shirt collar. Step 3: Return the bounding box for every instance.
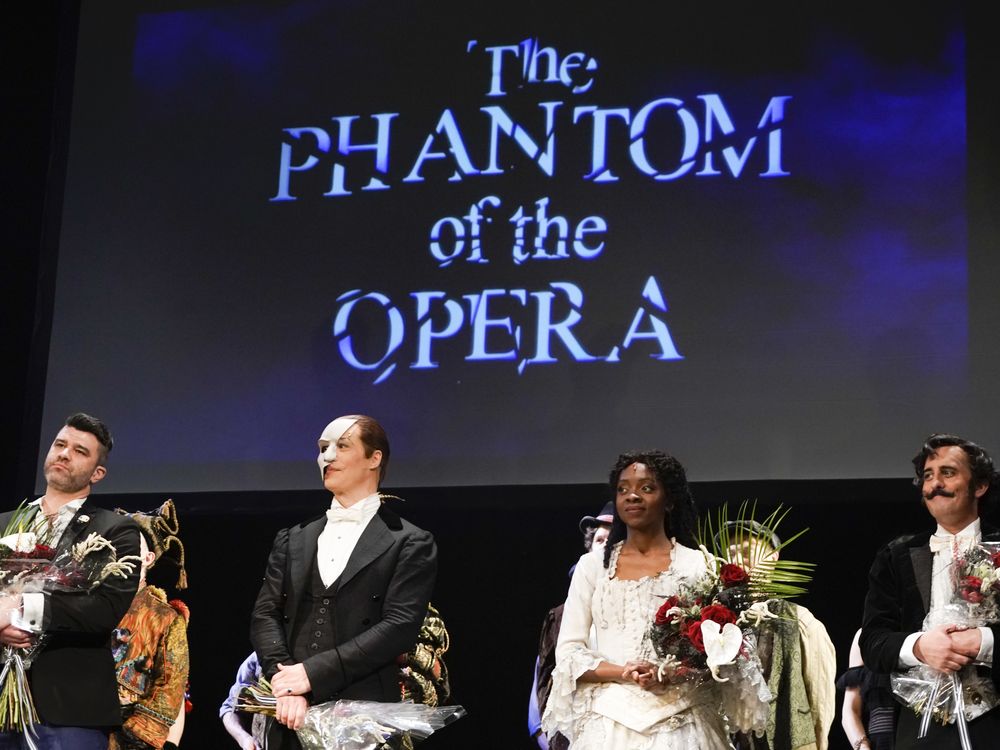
[934,518,981,540]
[31,496,88,514]
[330,492,381,513]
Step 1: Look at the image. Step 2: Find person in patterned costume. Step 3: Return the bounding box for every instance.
[109,500,190,750]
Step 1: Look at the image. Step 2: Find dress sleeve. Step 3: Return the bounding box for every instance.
[797,604,837,750]
[219,652,261,717]
[835,665,866,691]
[541,553,603,739]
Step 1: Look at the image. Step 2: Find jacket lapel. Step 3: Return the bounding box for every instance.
[287,517,325,609]
[909,544,932,615]
[339,513,394,590]
[54,504,96,555]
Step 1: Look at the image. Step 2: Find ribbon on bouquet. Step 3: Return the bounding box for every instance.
[0,647,41,750]
[915,672,971,750]
[917,672,972,750]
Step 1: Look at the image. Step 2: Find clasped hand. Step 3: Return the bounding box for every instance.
[271,663,312,730]
[914,624,982,673]
[621,660,664,692]
[270,662,312,696]
[0,595,34,649]
[0,595,18,629]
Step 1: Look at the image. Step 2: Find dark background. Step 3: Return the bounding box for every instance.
[4,3,1000,749]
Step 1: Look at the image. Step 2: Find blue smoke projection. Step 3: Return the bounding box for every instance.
[42,4,969,490]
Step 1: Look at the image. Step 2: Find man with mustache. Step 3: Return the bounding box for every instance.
[860,434,1000,750]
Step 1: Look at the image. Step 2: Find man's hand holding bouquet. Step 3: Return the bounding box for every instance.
[0,502,140,747]
[892,540,1000,750]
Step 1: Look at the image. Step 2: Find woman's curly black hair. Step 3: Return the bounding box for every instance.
[602,450,697,568]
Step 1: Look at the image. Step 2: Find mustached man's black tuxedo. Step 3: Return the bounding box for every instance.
[860,524,1000,750]
[0,502,140,728]
[251,503,436,750]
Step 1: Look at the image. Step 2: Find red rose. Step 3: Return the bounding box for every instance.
[960,576,984,603]
[720,563,749,587]
[655,596,682,626]
[700,603,738,627]
[991,550,1000,568]
[686,621,706,653]
[962,588,984,604]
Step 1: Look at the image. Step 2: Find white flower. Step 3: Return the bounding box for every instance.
[737,600,779,628]
[0,531,38,553]
[701,620,743,682]
[654,654,681,682]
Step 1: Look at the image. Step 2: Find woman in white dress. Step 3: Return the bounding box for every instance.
[542,450,733,750]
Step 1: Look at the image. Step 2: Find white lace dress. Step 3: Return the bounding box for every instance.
[541,541,733,750]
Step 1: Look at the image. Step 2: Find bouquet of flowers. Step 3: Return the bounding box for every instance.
[238,676,466,750]
[647,502,814,734]
[891,540,1000,750]
[0,502,140,748]
[954,542,1000,615]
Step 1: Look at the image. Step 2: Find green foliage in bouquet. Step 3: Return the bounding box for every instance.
[697,500,814,600]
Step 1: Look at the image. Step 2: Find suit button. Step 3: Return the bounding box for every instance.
[371,594,380,601]
[319,607,327,614]
[323,598,330,605]
[310,643,319,651]
[316,618,325,625]
[315,631,323,637]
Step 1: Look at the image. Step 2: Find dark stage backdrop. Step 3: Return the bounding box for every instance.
[28,2,1000,493]
[6,4,1000,750]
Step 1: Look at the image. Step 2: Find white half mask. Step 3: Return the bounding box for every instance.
[316,417,360,480]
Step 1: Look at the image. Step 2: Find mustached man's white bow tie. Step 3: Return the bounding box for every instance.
[928,533,976,554]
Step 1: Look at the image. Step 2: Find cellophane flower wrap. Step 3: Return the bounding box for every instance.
[647,502,815,736]
[891,540,1000,750]
[238,677,466,750]
[0,502,140,746]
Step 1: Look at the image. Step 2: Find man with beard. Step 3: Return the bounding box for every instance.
[861,434,1000,750]
[0,413,141,749]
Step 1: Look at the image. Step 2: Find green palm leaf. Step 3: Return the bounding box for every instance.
[697,499,815,600]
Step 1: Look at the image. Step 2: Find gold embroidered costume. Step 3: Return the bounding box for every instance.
[110,585,189,749]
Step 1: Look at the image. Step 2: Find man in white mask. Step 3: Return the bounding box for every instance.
[251,415,437,750]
